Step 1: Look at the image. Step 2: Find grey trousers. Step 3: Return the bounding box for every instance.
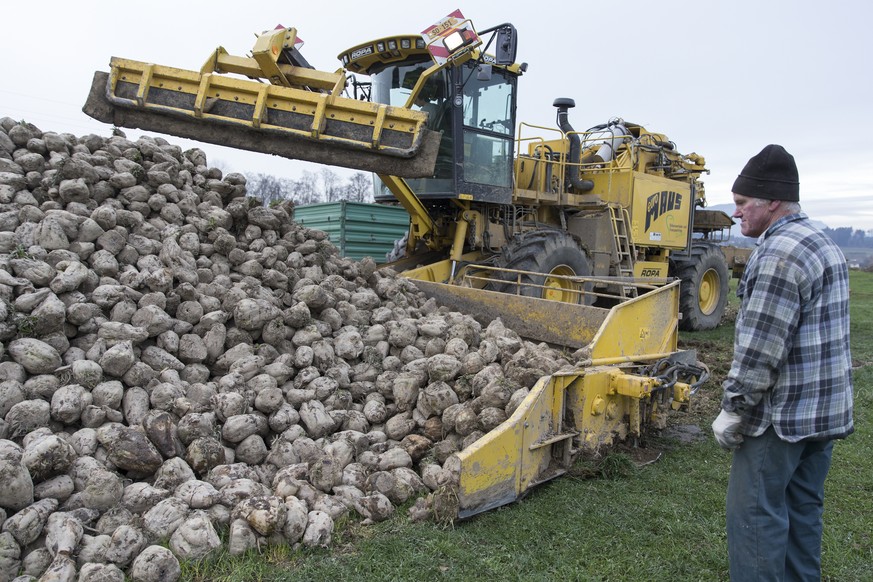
[726,427,834,581]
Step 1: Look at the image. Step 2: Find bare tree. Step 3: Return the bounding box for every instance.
[243,172,295,206]
[345,172,374,202]
[292,171,321,205]
[319,168,342,202]
[242,169,377,207]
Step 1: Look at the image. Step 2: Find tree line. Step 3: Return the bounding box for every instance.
[821,227,873,249]
[727,226,873,250]
[243,170,873,253]
[243,168,373,207]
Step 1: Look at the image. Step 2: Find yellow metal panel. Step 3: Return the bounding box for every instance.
[409,280,609,348]
[563,369,631,450]
[455,374,565,516]
[588,169,634,208]
[587,281,680,361]
[402,259,454,283]
[445,283,690,517]
[456,363,678,515]
[630,172,692,249]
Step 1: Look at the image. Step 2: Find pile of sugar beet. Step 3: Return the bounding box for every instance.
[0,117,578,582]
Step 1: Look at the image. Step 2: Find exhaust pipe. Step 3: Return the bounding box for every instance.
[553,98,594,192]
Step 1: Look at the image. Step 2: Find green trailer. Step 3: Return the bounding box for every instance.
[292,201,410,262]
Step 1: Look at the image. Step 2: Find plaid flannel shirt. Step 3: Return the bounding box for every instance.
[722,212,854,442]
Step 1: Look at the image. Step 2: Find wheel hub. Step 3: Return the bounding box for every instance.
[698,268,721,315]
[543,265,578,303]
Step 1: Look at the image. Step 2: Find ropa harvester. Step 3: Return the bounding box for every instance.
[83,11,719,517]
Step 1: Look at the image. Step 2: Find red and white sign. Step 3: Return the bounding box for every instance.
[274,24,305,49]
[421,9,480,65]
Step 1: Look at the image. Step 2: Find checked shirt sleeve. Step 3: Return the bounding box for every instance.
[722,254,802,414]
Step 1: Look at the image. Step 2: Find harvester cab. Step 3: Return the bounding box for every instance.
[340,16,522,207]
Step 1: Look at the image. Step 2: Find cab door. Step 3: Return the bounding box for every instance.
[455,63,517,204]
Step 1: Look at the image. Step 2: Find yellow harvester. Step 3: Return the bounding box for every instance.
[84,11,721,517]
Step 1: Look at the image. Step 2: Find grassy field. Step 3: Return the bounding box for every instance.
[181,272,873,582]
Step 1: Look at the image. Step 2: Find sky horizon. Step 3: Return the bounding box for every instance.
[2,1,871,232]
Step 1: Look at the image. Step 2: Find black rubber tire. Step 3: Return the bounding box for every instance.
[490,230,593,305]
[670,242,730,331]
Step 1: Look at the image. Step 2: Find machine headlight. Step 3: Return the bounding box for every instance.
[442,28,476,53]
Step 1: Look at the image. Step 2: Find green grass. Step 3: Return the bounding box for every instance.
[849,270,873,364]
[180,272,873,582]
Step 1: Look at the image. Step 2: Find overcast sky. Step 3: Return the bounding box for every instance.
[2,0,871,231]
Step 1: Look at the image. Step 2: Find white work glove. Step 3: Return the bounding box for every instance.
[712,410,744,451]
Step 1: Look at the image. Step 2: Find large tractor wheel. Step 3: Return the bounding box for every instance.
[492,230,592,304]
[671,243,730,331]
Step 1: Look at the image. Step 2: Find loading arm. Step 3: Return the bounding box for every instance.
[82,27,441,177]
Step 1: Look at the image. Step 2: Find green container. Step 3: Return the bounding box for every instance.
[293,201,410,262]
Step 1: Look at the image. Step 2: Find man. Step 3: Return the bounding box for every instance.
[712,144,854,581]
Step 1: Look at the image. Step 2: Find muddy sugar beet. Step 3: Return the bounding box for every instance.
[0,117,572,580]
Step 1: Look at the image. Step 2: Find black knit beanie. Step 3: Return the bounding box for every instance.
[732,144,799,201]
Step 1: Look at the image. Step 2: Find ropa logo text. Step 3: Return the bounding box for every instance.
[645,191,682,231]
[350,46,373,60]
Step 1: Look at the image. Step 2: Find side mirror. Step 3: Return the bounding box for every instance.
[494,25,517,65]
